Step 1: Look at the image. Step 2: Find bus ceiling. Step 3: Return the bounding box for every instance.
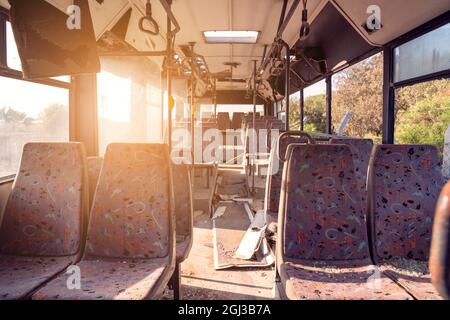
[0,0,449,93]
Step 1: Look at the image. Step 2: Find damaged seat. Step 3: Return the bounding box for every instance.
[0,143,89,300]
[32,144,176,300]
[368,145,446,300]
[265,132,314,226]
[171,163,194,300]
[277,143,413,300]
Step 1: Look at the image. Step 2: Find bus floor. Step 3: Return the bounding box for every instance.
[163,167,276,300]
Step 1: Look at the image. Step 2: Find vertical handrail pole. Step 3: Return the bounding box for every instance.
[281,40,290,131]
[300,89,305,131]
[214,79,218,119]
[166,1,173,155]
[252,60,257,193]
[189,43,196,175]
[326,75,332,135]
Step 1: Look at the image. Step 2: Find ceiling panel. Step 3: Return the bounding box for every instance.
[333,0,450,46]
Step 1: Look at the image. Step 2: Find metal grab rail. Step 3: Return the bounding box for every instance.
[159,0,180,35]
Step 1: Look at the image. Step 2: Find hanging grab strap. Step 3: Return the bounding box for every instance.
[139,0,160,36]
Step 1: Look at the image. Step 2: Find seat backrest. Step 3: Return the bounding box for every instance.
[87,157,103,209]
[231,113,244,130]
[0,143,88,257]
[430,181,450,300]
[368,145,445,261]
[85,144,174,260]
[217,113,231,131]
[172,164,193,238]
[279,144,369,261]
[330,138,373,212]
[265,135,308,214]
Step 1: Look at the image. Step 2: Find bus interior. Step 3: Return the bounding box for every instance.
[0,0,450,301]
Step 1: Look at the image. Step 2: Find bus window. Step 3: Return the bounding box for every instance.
[332,53,384,142]
[6,21,21,71]
[97,58,163,155]
[394,23,450,84]
[0,77,69,177]
[298,80,326,133]
[395,78,450,153]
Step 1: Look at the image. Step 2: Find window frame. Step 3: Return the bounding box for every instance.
[0,8,72,179]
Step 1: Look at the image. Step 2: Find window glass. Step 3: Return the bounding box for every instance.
[395,78,450,154]
[332,53,383,142]
[6,21,21,71]
[394,23,450,83]
[0,76,69,177]
[302,80,326,133]
[97,62,163,155]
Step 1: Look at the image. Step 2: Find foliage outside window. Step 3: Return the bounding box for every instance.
[395,79,450,153]
[290,80,326,133]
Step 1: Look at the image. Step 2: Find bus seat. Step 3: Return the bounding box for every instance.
[330,138,373,212]
[368,144,446,299]
[171,163,193,299]
[0,143,89,300]
[231,112,244,130]
[277,144,413,300]
[87,157,103,210]
[217,113,231,131]
[430,181,450,300]
[265,132,311,223]
[32,144,176,300]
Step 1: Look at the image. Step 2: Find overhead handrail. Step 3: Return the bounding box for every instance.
[159,0,181,35]
[258,0,301,76]
[99,0,180,57]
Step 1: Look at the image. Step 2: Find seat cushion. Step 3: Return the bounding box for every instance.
[32,257,170,300]
[0,255,74,300]
[380,260,442,300]
[280,260,413,300]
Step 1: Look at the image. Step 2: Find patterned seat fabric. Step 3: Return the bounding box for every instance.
[32,258,169,300]
[0,143,88,300]
[281,260,412,300]
[282,144,369,261]
[33,144,175,300]
[87,157,103,209]
[369,145,445,261]
[217,113,231,131]
[276,144,412,300]
[231,113,244,130]
[369,144,446,299]
[172,164,193,263]
[86,144,173,260]
[330,139,373,213]
[0,256,74,300]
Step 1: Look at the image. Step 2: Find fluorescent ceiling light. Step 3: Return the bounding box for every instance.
[203,31,259,44]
